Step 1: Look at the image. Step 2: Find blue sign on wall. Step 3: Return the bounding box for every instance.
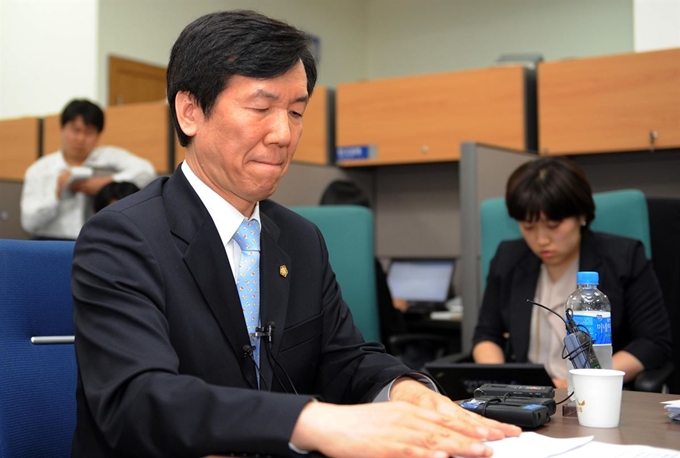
[336,145,377,161]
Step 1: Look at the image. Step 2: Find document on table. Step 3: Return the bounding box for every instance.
[483,432,680,458]
[662,399,680,422]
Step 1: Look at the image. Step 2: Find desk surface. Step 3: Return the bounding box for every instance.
[541,388,679,449]
[219,388,680,457]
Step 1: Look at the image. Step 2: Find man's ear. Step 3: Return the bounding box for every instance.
[175,91,200,139]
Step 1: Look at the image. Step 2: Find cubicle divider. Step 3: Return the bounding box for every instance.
[458,142,536,354]
[0,116,41,181]
[0,116,42,239]
[335,64,534,167]
[538,47,680,156]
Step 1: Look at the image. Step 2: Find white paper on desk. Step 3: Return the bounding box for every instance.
[484,432,680,458]
[61,166,93,198]
[483,432,593,458]
[557,441,680,457]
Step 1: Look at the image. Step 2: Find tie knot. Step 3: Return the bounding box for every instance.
[233,219,260,252]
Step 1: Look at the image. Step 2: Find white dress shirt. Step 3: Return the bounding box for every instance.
[20,146,156,239]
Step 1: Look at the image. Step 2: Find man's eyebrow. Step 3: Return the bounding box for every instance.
[251,89,309,104]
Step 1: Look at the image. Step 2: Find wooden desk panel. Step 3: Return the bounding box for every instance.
[41,114,61,156]
[294,85,330,165]
[98,102,170,174]
[0,117,40,181]
[336,66,527,166]
[538,48,680,155]
[540,388,679,449]
[42,102,171,174]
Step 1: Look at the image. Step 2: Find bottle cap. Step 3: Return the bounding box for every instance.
[576,271,599,285]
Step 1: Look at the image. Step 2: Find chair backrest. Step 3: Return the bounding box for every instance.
[290,205,381,342]
[0,239,77,458]
[480,189,652,291]
[646,197,680,394]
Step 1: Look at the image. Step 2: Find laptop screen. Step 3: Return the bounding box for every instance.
[387,259,455,303]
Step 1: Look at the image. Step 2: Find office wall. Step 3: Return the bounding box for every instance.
[98,0,368,106]
[2,0,643,117]
[574,151,680,198]
[365,0,634,79]
[0,0,98,119]
[634,0,680,51]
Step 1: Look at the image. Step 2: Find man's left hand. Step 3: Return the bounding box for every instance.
[389,377,522,441]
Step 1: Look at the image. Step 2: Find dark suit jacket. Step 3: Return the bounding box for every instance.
[472,230,672,371]
[71,170,411,457]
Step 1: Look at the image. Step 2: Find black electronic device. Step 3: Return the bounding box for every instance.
[480,395,556,415]
[459,396,552,429]
[528,300,601,370]
[474,383,555,399]
[563,329,601,369]
[425,362,555,401]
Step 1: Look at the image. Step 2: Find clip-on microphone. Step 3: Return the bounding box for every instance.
[254,322,299,395]
[527,300,601,369]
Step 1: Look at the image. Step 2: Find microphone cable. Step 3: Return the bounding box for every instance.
[260,322,298,395]
[242,344,269,391]
[527,300,597,365]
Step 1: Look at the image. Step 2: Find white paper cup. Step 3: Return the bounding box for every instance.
[569,368,625,428]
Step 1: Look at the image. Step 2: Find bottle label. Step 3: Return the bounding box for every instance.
[572,311,612,345]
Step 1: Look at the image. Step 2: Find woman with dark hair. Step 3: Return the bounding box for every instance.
[472,157,671,388]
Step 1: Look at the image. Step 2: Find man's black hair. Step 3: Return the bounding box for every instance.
[60,99,105,132]
[167,10,318,147]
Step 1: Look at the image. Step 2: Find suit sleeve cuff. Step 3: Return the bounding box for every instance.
[373,371,439,402]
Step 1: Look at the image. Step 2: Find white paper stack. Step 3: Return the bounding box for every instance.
[661,399,680,422]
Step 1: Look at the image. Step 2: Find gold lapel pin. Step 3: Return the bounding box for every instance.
[279,265,289,277]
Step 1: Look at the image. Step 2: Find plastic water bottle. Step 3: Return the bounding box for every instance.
[565,271,612,395]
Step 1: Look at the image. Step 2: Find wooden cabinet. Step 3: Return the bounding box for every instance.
[336,65,530,166]
[0,117,40,181]
[538,48,680,155]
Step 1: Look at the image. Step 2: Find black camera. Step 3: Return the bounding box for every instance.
[459,392,555,428]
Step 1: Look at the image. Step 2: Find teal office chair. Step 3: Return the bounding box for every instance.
[480,189,652,291]
[290,205,381,342]
[0,239,77,457]
[479,188,672,392]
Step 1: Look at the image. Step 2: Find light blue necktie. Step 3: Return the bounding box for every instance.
[232,219,261,377]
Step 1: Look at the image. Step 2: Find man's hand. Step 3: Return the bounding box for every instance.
[69,176,114,196]
[290,381,520,458]
[390,377,521,441]
[56,170,72,199]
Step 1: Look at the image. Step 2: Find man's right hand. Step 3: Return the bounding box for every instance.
[291,400,501,458]
[56,170,71,199]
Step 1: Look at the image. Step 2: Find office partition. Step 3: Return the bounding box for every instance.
[336,65,533,166]
[459,142,536,354]
[0,117,40,181]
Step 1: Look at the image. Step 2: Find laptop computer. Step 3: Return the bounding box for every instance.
[386,258,456,313]
[424,362,555,401]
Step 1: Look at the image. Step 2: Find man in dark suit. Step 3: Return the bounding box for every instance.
[71,10,519,458]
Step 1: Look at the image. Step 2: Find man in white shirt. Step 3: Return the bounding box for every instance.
[20,99,156,239]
